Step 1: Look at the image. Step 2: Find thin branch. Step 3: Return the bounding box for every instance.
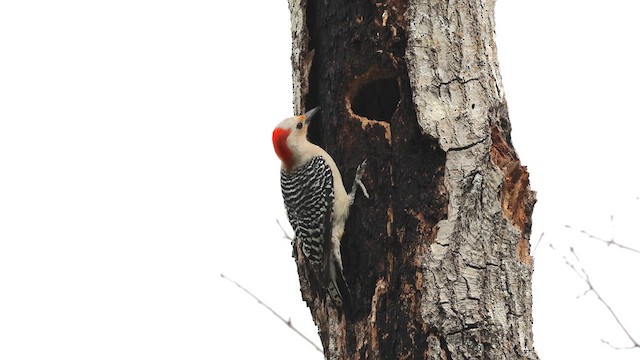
[276,218,294,241]
[220,273,322,353]
[601,339,640,350]
[549,244,640,350]
[532,232,545,255]
[564,224,640,254]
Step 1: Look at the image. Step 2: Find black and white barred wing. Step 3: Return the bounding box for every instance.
[280,156,334,283]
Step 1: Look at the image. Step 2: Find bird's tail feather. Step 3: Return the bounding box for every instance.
[327,266,352,313]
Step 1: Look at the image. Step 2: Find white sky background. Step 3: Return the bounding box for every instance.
[0,1,638,359]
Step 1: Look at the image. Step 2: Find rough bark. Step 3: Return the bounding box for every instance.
[287,0,537,359]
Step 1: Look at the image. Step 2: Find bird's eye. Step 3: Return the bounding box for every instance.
[296,122,303,129]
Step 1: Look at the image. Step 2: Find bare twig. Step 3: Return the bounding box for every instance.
[532,232,545,255]
[276,218,294,241]
[564,224,640,254]
[220,273,322,353]
[549,244,640,350]
[601,338,640,350]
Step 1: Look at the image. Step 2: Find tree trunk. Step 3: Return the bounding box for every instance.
[287,0,537,359]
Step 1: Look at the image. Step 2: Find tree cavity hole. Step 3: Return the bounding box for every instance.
[350,77,400,122]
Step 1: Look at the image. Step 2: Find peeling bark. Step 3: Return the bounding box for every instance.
[287,0,536,359]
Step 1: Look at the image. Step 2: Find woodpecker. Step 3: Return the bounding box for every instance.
[272,107,368,309]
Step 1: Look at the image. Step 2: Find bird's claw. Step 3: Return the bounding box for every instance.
[352,159,369,199]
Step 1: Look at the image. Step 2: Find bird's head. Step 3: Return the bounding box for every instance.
[272,107,320,171]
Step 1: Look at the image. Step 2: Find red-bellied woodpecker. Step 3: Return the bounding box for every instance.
[272,107,368,309]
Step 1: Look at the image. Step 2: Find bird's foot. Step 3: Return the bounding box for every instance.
[351,159,369,199]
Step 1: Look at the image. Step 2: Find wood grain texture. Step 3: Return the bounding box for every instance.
[287,0,536,358]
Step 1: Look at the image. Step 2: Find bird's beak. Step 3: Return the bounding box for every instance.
[303,107,320,124]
